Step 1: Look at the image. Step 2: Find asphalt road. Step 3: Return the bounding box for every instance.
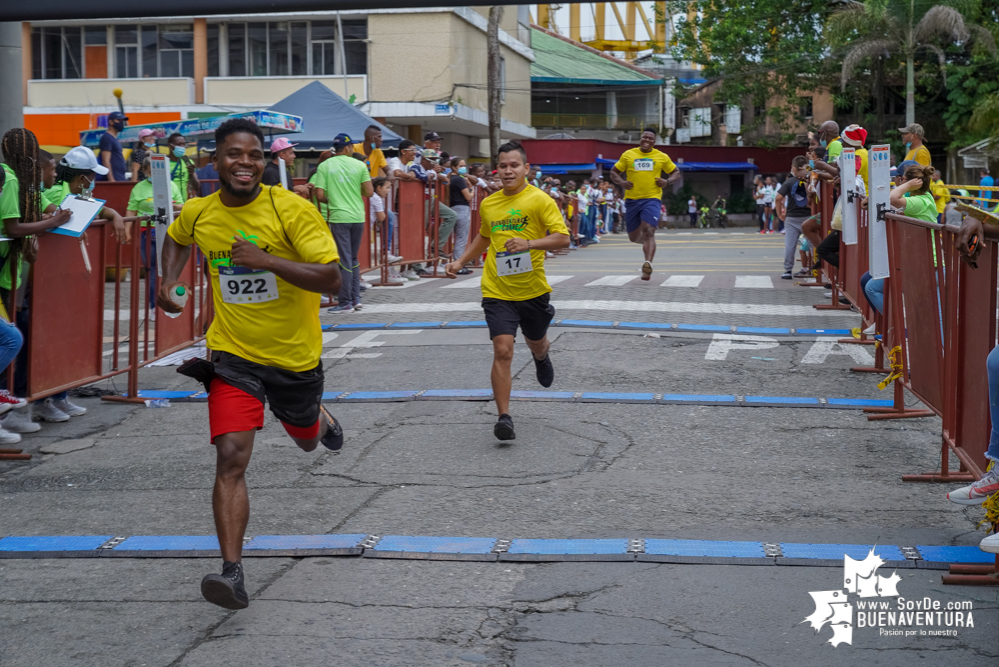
[2,230,995,666]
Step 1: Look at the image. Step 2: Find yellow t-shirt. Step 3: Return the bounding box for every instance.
[353,144,388,179]
[167,185,339,372]
[478,184,570,302]
[857,148,870,195]
[904,145,931,167]
[931,179,950,214]
[613,147,677,200]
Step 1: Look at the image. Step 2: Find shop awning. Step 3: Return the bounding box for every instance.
[535,163,597,174]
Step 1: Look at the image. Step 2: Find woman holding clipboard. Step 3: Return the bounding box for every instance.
[40,147,130,243]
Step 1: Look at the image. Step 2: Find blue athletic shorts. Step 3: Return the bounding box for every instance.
[624,198,662,233]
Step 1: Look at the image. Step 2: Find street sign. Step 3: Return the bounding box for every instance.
[867,145,891,279]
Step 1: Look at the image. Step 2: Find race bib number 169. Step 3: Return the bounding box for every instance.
[218,265,279,304]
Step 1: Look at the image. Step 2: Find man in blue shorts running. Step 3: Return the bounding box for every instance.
[610,128,680,280]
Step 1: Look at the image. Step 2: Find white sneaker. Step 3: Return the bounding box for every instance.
[0,425,21,445]
[33,398,70,423]
[947,467,999,505]
[388,253,403,263]
[360,280,373,289]
[981,533,999,554]
[3,406,41,433]
[401,269,420,281]
[52,397,86,417]
[862,323,876,335]
[388,271,405,282]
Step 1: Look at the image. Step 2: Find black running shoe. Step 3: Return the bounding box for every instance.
[201,561,249,610]
[534,354,554,388]
[319,405,344,452]
[494,413,515,441]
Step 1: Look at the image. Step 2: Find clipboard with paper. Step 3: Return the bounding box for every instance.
[52,194,105,238]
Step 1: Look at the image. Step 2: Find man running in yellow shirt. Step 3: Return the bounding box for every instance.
[610,128,680,281]
[157,118,344,611]
[445,140,570,441]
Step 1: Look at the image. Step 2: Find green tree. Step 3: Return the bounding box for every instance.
[831,0,995,127]
[667,0,831,139]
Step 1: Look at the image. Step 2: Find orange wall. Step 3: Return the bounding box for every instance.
[26,112,183,148]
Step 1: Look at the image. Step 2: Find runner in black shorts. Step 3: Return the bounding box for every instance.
[445,140,570,440]
[157,118,344,610]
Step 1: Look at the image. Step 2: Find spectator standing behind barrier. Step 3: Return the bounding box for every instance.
[423,131,442,155]
[316,133,373,314]
[130,129,157,182]
[126,156,185,308]
[353,125,388,179]
[408,148,458,267]
[841,124,870,195]
[774,156,813,279]
[931,170,950,223]
[449,157,474,275]
[978,168,994,211]
[262,137,298,188]
[899,123,931,167]
[167,133,200,202]
[861,162,938,315]
[98,110,128,182]
[370,177,403,282]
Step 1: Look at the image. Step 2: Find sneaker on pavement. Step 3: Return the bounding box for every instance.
[401,269,420,281]
[388,253,403,263]
[2,406,40,433]
[457,268,473,275]
[494,413,515,441]
[534,353,554,388]
[862,323,876,335]
[360,280,373,289]
[319,405,344,452]
[353,301,363,311]
[201,561,249,610]
[388,271,405,282]
[641,261,653,281]
[34,398,70,423]
[327,304,355,314]
[980,533,999,554]
[0,425,21,445]
[795,269,812,278]
[947,467,999,505]
[0,390,27,416]
[52,397,86,417]
[781,271,793,280]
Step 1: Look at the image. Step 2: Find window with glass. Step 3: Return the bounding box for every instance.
[217,18,367,78]
[31,27,83,80]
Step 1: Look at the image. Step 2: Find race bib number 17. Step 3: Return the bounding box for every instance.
[218,265,280,304]
[495,250,533,277]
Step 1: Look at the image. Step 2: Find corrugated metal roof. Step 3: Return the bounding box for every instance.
[530,27,659,86]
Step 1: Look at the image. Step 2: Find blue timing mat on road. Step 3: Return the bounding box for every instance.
[0,534,990,567]
[324,320,852,336]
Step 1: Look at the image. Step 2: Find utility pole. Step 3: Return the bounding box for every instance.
[487,6,503,168]
[0,23,24,136]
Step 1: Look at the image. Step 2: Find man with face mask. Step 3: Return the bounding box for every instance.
[815,121,841,162]
[168,133,200,202]
[353,125,388,179]
[99,111,128,182]
[899,123,931,167]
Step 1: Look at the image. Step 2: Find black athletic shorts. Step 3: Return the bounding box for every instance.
[481,293,555,341]
[211,350,325,428]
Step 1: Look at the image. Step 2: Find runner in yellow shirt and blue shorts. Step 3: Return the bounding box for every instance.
[610,128,681,281]
[157,118,344,611]
[445,140,570,441]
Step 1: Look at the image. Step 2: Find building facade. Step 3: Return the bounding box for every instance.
[22,6,535,155]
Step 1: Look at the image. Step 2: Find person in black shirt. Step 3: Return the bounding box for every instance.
[448,156,474,274]
[773,156,812,279]
[261,137,298,187]
[98,111,128,182]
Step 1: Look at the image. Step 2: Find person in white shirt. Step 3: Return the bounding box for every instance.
[688,195,698,228]
[762,176,777,233]
[754,175,768,233]
[370,177,403,279]
[603,186,615,233]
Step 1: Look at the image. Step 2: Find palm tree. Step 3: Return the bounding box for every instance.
[830,0,995,126]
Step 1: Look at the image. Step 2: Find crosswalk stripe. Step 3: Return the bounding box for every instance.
[585,275,638,286]
[441,276,482,289]
[734,275,774,289]
[546,275,573,285]
[660,275,704,287]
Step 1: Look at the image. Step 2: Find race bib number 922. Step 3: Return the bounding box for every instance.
[218,265,280,304]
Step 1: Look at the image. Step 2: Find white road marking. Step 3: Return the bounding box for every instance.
[321,329,422,360]
[801,339,875,365]
[704,334,780,361]
[546,275,573,285]
[734,275,774,289]
[585,275,638,286]
[661,275,704,287]
[359,300,845,317]
[442,276,482,289]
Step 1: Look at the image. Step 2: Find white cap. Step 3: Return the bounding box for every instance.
[60,146,109,176]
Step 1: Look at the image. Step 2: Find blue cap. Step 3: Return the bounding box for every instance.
[332,133,353,147]
[108,111,128,122]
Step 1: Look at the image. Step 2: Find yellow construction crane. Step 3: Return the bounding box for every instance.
[536,2,668,59]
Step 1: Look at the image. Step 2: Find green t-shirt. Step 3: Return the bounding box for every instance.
[169,158,192,202]
[41,181,71,210]
[314,155,371,224]
[126,178,183,224]
[0,164,26,292]
[308,171,329,222]
[903,192,937,224]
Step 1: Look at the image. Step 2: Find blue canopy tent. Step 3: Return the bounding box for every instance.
[199,81,403,154]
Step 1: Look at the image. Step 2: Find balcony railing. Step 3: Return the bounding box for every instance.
[531,113,658,130]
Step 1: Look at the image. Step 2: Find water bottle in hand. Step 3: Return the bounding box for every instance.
[164,284,188,319]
